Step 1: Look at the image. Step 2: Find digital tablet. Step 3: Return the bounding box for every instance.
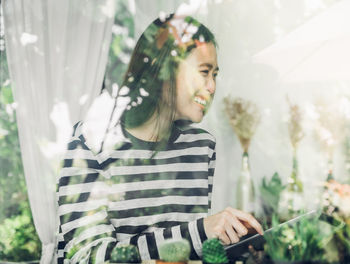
[224,210,337,259]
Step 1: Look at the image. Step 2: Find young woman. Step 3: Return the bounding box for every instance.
[56,14,263,263]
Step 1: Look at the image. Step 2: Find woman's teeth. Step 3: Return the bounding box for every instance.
[194,96,207,106]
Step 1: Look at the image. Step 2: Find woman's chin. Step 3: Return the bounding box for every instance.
[175,115,203,123]
[190,114,204,123]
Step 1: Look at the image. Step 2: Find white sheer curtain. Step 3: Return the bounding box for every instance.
[3,0,115,263]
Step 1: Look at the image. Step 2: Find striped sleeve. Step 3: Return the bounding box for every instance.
[208,141,216,213]
[57,133,117,264]
[117,217,208,260]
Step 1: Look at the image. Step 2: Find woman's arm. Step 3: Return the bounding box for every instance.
[203,207,263,245]
[208,141,216,214]
[114,217,208,260]
[204,141,263,245]
[57,132,117,264]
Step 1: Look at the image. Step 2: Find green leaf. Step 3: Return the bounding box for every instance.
[111,35,122,56]
[0,85,14,105]
[260,172,286,215]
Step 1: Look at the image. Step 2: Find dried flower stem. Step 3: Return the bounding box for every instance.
[287,98,304,150]
[224,97,260,153]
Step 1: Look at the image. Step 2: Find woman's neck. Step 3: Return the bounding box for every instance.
[125,111,171,142]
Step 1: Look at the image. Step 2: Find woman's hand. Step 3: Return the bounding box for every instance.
[203,207,263,245]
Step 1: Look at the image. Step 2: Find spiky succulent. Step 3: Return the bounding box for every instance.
[158,238,191,262]
[202,238,229,264]
[110,244,141,263]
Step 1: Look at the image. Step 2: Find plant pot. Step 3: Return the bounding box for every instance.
[156,260,187,264]
[203,262,228,264]
[272,261,312,264]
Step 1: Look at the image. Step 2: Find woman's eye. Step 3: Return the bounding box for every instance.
[200,70,209,76]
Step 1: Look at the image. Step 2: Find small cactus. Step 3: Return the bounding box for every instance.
[158,238,191,262]
[202,238,228,264]
[110,244,141,263]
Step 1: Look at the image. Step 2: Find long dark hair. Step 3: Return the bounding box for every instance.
[119,14,217,143]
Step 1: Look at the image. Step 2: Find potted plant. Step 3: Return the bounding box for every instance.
[202,238,229,264]
[110,244,141,263]
[157,238,191,264]
[263,214,332,263]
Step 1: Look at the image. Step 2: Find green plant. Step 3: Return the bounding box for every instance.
[0,201,41,261]
[158,238,191,262]
[264,215,333,262]
[110,244,141,263]
[0,83,26,222]
[202,238,228,264]
[334,220,350,263]
[259,172,286,218]
[322,180,350,262]
[104,0,134,91]
[0,80,41,261]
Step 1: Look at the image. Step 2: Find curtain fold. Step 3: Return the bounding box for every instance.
[3,0,115,263]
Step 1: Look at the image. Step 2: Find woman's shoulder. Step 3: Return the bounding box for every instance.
[71,121,131,153]
[69,121,93,147]
[71,121,83,138]
[173,120,216,145]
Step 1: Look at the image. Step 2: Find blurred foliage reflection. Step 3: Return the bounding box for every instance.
[0,75,42,261]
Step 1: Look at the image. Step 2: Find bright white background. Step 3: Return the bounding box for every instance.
[133,0,350,214]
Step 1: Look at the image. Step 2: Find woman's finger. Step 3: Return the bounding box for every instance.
[227,208,264,235]
[226,212,248,237]
[224,222,239,244]
[217,231,231,245]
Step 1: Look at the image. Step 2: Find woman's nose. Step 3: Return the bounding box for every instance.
[206,77,216,94]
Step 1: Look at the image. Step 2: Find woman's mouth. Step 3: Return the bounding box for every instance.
[194,96,207,110]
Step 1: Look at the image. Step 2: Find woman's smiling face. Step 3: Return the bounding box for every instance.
[174,42,219,123]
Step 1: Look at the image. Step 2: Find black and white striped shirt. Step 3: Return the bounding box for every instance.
[56,121,216,263]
